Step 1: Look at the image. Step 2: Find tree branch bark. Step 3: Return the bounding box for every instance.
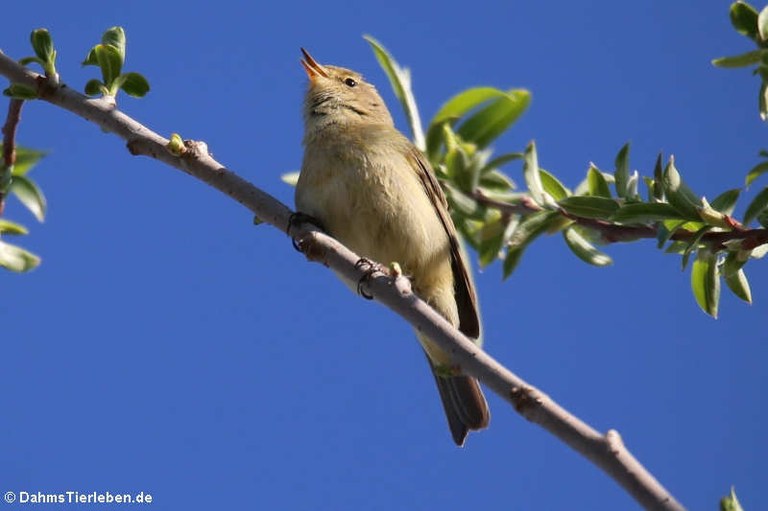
[0,51,685,511]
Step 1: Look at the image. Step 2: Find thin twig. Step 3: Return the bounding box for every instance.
[473,188,768,249]
[0,98,24,214]
[0,50,685,511]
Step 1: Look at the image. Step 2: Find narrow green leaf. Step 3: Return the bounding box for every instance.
[691,249,720,318]
[18,56,44,67]
[558,196,620,219]
[477,216,508,267]
[682,226,712,271]
[0,239,41,272]
[84,79,106,97]
[662,157,702,220]
[540,169,570,200]
[101,26,126,66]
[119,72,150,97]
[30,29,54,63]
[8,175,46,221]
[724,263,752,304]
[3,83,38,100]
[587,165,611,197]
[652,153,664,200]
[8,147,46,176]
[730,1,760,40]
[426,87,508,157]
[281,171,300,186]
[759,5,768,41]
[481,152,523,174]
[657,220,688,249]
[709,188,741,215]
[712,50,764,68]
[443,182,483,219]
[82,47,98,66]
[94,44,123,86]
[612,202,687,224]
[720,486,744,511]
[0,218,29,235]
[760,81,768,121]
[523,141,546,206]
[479,169,516,191]
[364,35,425,150]
[456,89,530,149]
[503,210,560,278]
[614,143,630,199]
[746,160,768,186]
[743,186,768,224]
[563,227,612,266]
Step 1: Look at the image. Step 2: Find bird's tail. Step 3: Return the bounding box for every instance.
[430,360,490,446]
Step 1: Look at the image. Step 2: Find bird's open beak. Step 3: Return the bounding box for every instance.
[300,48,329,81]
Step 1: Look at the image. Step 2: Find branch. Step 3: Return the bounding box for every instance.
[0,51,685,511]
[0,97,23,214]
[473,186,768,249]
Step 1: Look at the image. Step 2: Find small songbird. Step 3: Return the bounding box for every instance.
[295,49,489,446]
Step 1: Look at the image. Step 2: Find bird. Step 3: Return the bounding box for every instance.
[295,48,489,446]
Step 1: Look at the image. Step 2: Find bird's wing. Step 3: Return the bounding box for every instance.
[406,146,481,341]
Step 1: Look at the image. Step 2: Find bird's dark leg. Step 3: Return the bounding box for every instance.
[354,258,389,300]
[287,212,325,252]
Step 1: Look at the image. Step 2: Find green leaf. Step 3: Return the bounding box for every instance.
[682,226,712,271]
[720,486,744,511]
[523,141,546,206]
[101,26,126,65]
[709,188,741,215]
[477,216,512,267]
[657,220,688,249]
[30,28,54,63]
[614,143,630,199]
[281,171,300,186]
[760,81,768,121]
[443,182,483,219]
[558,196,620,219]
[662,157,702,220]
[746,160,768,186]
[82,47,98,66]
[759,5,768,41]
[8,175,46,221]
[712,49,764,68]
[95,44,123,85]
[3,83,38,100]
[587,165,611,198]
[479,169,516,191]
[427,87,507,158]
[10,147,46,176]
[503,211,560,278]
[691,249,720,318]
[563,227,612,266]
[364,35,425,150]
[612,202,687,224]
[743,186,768,224]
[456,89,530,150]
[723,258,752,304]
[118,72,150,97]
[84,79,106,97]
[0,239,41,272]
[0,218,29,235]
[540,169,570,200]
[730,1,759,40]
[480,152,523,174]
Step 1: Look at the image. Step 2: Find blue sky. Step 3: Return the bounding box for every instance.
[1,0,766,509]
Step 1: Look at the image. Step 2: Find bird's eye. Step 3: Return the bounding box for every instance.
[344,77,357,87]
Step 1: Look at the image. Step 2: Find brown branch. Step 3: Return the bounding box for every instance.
[0,50,685,511]
[0,98,24,215]
[473,189,768,250]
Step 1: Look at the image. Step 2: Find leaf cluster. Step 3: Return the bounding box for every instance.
[366,35,768,319]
